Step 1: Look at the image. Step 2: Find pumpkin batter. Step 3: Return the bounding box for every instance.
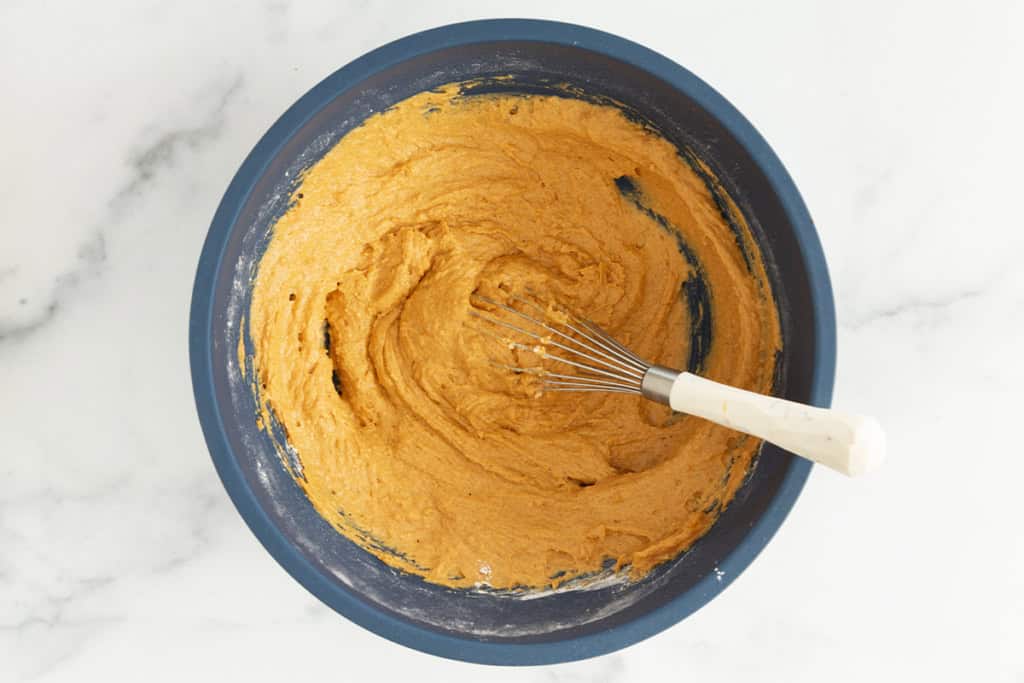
[248,85,781,590]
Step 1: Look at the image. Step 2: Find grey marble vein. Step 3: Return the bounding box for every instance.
[0,75,244,347]
[843,286,989,331]
[10,616,123,683]
[540,654,625,682]
[0,577,115,633]
[0,473,133,508]
[0,299,61,344]
[118,75,244,203]
[144,484,225,577]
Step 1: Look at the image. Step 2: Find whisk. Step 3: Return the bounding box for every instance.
[470,294,885,476]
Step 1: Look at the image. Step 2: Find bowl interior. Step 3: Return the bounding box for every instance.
[196,28,828,663]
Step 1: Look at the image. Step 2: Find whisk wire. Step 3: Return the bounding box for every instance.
[545,386,640,394]
[579,319,649,367]
[475,322,638,385]
[543,375,639,392]
[469,300,645,380]
[473,295,645,379]
[470,292,657,396]
[509,296,650,373]
[487,359,637,391]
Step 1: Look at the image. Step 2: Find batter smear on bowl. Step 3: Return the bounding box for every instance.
[248,83,781,590]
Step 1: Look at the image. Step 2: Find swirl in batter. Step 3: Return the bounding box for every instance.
[248,85,781,590]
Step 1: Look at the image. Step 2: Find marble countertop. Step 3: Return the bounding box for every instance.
[2,1,1022,680]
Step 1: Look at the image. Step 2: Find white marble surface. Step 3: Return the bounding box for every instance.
[2,1,1023,680]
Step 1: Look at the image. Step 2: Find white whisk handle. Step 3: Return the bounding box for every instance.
[667,372,885,476]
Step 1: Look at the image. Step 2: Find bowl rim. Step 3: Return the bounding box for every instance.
[189,18,835,666]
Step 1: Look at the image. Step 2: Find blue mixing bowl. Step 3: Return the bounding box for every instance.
[189,19,835,665]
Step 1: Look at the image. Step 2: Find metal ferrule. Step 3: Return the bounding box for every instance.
[640,365,679,406]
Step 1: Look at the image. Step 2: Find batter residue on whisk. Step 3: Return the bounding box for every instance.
[248,83,781,590]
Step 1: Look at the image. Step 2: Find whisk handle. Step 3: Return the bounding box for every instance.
[665,371,885,476]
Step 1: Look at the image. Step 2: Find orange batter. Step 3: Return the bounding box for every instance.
[247,84,781,590]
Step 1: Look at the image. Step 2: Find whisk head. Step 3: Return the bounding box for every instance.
[468,293,655,396]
